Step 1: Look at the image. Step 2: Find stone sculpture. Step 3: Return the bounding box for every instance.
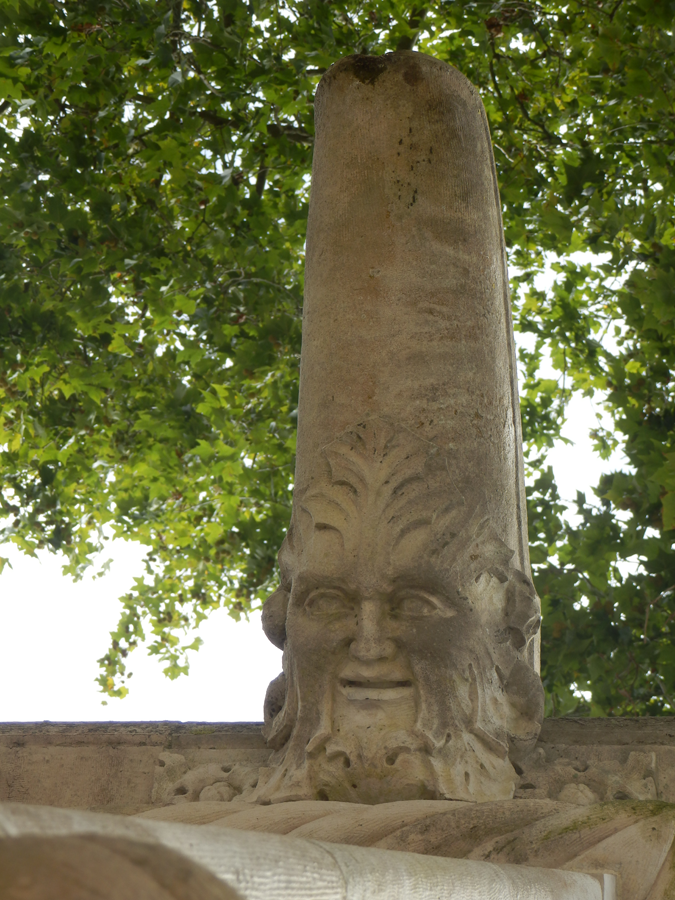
[259,420,542,804]
[258,49,544,806]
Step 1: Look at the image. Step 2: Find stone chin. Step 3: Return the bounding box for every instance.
[256,419,544,805]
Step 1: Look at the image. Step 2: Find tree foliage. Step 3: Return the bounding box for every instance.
[0,0,673,713]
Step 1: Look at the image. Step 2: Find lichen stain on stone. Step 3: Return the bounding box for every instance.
[402,62,422,86]
[348,54,388,85]
[544,799,674,843]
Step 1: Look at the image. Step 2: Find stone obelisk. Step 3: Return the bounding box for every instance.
[259,51,543,805]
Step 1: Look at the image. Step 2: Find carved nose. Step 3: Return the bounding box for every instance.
[349,600,396,661]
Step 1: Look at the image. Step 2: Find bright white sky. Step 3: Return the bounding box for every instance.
[0,260,628,723]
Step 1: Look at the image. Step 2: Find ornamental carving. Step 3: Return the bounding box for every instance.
[258,418,543,804]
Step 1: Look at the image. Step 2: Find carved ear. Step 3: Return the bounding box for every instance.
[504,573,541,652]
[262,587,289,649]
[504,659,545,768]
[262,672,293,750]
[263,672,287,730]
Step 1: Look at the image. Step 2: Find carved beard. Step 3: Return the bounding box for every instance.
[256,419,543,805]
[257,581,525,804]
[257,648,441,804]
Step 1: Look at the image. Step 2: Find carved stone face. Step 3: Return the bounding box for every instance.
[283,569,471,803]
[258,419,543,805]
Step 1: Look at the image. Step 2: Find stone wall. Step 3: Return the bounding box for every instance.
[517,717,675,806]
[1,718,673,814]
[0,723,269,814]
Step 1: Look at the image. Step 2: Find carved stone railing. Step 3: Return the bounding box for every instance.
[0,801,612,899]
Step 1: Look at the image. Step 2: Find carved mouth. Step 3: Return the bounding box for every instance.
[339,679,413,701]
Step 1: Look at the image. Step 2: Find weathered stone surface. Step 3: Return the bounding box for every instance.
[259,49,542,807]
[539,717,675,747]
[295,51,531,580]
[137,797,675,899]
[138,796,675,899]
[0,723,269,814]
[515,718,675,806]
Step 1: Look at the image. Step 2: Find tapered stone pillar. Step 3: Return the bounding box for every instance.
[299,52,529,582]
[259,51,543,805]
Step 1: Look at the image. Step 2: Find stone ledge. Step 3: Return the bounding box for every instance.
[0,801,609,900]
[539,717,675,746]
[0,722,267,749]
[4,717,675,746]
[1,718,673,813]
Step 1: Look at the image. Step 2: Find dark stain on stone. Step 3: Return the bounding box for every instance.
[349,54,387,85]
[403,62,422,86]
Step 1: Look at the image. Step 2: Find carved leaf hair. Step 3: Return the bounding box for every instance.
[290,417,466,573]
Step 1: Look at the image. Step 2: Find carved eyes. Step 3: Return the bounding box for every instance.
[304,590,355,618]
[390,592,455,619]
[302,589,453,619]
